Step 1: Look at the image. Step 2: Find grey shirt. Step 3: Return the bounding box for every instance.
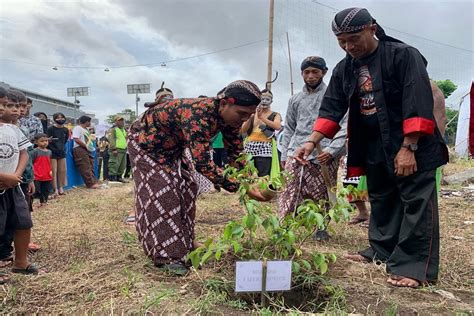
[281,83,347,163]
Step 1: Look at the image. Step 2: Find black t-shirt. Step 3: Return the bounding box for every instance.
[47,125,69,159]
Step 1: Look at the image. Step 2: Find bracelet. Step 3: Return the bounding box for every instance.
[305,140,317,146]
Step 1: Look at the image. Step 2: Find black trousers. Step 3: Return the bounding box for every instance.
[35,181,51,203]
[98,150,110,181]
[253,157,272,177]
[124,153,131,178]
[360,163,439,282]
[213,148,228,168]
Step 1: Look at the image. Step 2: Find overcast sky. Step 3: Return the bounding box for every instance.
[1,0,472,126]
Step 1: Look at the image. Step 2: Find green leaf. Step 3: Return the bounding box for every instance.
[287,231,296,245]
[215,249,222,261]
[312,253,324,267]
[232,225,244,237]
[292,261,301,273]
[320,262,328,275]
[315,213,324,228]
[223,224,233,240]
[301,259,312,271]
[189,252,201,268]
[328,253,337,263]
[231,240,242,253]
[202,248,214,264]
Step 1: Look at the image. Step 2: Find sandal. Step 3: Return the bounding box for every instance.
[349,216,369,225]
[158,263,188,276]
[0,272,9,284]
[12,263,39,275]
[124,215,135,225]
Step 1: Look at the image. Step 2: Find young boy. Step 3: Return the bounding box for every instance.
[46,113,69,196]
[31,134,53,207]
[0,88,38,276]
[72,116,99,189]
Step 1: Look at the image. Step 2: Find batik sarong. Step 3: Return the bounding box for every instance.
[128,137,198,266]
[278,157,338,218]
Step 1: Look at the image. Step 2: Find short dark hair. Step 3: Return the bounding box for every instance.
[34,133,49,141]
[27,97,33,104]
[10,90,26,102]
[53,112,65,120]
[78,115,92,124]
[0,86,8,98]
[261,89,273,96]
[6,91,19,103]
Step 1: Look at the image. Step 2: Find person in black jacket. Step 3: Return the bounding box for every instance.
[296,8,448,288]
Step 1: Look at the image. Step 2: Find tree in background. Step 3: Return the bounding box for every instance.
[435,79,458,145]
[106,109,137,127]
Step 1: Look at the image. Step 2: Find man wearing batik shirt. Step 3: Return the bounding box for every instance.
[279,56,346,242]
[296,8,448,288]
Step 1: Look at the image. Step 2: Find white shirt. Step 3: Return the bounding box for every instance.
[72,125,91,150]
[0,123,31,174]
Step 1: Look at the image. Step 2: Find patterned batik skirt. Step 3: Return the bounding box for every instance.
[278,157,338,219]
[128,138,198,266]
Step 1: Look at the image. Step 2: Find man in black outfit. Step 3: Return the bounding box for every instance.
[296,8,448,288]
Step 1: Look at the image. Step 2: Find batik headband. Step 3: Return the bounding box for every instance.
[332,7,373,36]
[217,80,261,106]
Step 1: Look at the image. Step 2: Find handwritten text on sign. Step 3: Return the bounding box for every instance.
[235,261,292,292]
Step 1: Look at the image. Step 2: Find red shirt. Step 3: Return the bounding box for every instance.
[31,148,53,181]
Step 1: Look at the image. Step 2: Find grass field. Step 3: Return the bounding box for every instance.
[0,160,473,314]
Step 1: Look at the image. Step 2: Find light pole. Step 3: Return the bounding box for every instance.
[127,83,150,118]
[67,87,89,120]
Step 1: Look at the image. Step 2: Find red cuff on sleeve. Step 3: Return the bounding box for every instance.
[403,117,435,135]
[313,118,341,139]
[347,166,366,178]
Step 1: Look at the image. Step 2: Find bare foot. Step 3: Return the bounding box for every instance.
[387,275,420,288]
[344,253,370,263]
[192,240,203,250]
[89,184,100,189]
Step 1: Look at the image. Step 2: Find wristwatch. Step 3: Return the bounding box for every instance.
[402,143,418,152]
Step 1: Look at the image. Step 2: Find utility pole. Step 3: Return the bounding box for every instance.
[267,0,275,90]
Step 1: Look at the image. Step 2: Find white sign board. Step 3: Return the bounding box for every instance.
[235,261,292,292]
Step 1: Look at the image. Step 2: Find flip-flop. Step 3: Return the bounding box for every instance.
[349,217,369,225]
[0,255,13,268]
[12,263,39,275]
[28,242,41,252]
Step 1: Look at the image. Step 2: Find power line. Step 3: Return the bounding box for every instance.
[310,0,474,53]
[0,38,268,70]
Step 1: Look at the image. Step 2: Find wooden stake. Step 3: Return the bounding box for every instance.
[267,0,275,90]
[286,32,294,96]
[261,259,268,307]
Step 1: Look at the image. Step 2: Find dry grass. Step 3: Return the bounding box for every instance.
[0,161,473,314]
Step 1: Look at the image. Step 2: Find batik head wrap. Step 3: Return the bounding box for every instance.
[301,56,328,71]
[217,80,261,106]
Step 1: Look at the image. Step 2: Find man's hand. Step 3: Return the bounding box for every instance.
[394,148,417,176]
[294,142,316,165]
[112,149,118,156]
[316,151,332,165]
[281,161,286,169]
[0,174,22,189]
[28,181,35,195]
